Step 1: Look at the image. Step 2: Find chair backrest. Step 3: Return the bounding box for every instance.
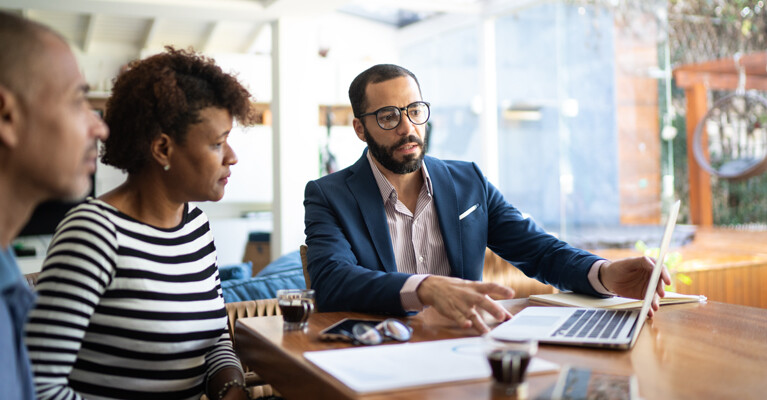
[299,244,311,289]
[222,299,280,399]
[224,298,281,344]
[24,272,41,289]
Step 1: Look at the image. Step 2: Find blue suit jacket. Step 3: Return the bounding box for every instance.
[303,150,603,314]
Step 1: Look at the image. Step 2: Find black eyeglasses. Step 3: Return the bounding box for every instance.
[357,101,430,130]
[351,319,413,345]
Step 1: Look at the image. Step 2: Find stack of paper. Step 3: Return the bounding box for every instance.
[304,337,558,393]
[529,291,706,310]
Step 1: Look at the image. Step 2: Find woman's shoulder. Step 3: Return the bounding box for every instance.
[61,197,119,227]
[50,198,119,252]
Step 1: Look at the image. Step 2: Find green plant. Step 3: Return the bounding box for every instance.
[634,240,690,292]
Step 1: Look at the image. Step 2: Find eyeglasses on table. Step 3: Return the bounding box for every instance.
[350,318,413,346]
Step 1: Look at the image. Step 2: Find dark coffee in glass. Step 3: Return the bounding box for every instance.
[487,349,532,385]
[277,289,315,331]
[484,337,537,397]
[280,301,313,323]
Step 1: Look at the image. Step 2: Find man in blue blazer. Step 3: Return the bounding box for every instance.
[304,64,670,333]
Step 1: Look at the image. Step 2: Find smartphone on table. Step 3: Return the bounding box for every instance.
[318,318,381,342]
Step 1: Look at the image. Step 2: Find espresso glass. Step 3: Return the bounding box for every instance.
[484,336,538,397]
[277,289,315,331]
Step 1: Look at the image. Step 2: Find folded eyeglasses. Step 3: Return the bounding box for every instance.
[350,319,413,346]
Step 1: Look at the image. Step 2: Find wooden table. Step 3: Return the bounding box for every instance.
[234,299,767,400]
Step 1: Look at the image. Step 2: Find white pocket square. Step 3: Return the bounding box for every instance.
[459,204,479,220]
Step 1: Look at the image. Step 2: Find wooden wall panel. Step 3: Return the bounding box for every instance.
[675,262,767,308]
[613,19,662,225]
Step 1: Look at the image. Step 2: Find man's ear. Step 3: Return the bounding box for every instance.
[0,85,21,149]
[150,133,173,170]
[352,118,367,143]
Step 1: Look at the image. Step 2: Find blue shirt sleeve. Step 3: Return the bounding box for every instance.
[0,247,37,400]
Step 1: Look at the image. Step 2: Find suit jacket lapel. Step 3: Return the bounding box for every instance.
[346,151,398,273]
[425,157,464,278]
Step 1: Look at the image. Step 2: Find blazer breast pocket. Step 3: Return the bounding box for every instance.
[459,203,482,221]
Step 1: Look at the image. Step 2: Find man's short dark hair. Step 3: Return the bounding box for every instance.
[102,46,258,174]
[348,64,421,117]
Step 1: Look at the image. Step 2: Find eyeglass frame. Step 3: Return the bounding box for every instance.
[350,318,413,346]
[356,101,431,130]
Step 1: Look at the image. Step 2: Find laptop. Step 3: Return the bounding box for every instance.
[490,200,681,350]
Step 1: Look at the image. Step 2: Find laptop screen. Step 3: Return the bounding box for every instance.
[630,200,681,345]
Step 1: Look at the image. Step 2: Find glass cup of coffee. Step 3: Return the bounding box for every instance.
[277,289,315,331]
[484,336,538,397]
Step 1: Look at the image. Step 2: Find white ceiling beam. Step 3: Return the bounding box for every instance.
[82,14,97,52]
[141,17,160,50]
[0,0,350,22]
[199,21,219,53]
[243,22,268,53]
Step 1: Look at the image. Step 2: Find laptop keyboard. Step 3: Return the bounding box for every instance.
[553,309,631,339]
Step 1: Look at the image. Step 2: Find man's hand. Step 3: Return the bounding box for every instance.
[416,276,515,333]
[599,256,671,317]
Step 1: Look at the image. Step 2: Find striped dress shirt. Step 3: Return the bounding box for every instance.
[367,152,450,310]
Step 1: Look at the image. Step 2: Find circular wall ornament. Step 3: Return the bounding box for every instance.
[693,91,767,180]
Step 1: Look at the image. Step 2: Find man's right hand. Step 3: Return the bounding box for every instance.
[416,276,515,334]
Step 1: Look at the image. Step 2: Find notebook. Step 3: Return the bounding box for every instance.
[528,291,705,310]
[490,200,681,350]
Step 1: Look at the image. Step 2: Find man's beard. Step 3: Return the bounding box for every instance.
[364,127,425,174]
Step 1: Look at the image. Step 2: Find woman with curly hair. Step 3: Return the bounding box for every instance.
[26,47,258,400]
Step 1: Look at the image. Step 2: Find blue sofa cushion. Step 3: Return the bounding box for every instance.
[221,251,305,303]
[219,261,253,281]
[256,251,302,277]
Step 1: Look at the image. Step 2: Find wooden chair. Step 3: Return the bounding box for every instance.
[299,244,310,289]
[222,299,281,399]
[24,272,280,399]
[23,271,40,288]
[481,248,557,298]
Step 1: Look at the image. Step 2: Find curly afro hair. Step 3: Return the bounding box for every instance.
[102,46,258,173]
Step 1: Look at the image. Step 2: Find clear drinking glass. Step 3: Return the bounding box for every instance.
[277,289,315,331]
[484,335,538,397]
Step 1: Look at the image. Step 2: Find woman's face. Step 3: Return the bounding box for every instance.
[169,107,237,202]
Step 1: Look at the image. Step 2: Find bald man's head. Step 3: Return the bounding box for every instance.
[0,11,66,106]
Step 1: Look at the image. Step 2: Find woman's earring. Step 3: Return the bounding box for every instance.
[163,164,170,171]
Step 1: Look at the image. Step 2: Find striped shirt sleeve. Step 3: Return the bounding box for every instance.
[204,277,243,384]
[25,205,118,400]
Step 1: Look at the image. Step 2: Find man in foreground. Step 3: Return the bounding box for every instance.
[0,11,108,399]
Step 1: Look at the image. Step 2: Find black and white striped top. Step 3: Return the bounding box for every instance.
[25,198,241,400]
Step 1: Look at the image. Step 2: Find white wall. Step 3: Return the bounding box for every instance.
[79,11,401,267]
[75,42,140,93]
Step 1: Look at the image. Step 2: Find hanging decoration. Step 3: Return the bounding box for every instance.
[692,54,767,180]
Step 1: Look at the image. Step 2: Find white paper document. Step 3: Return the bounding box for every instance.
[303,337,558,393]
